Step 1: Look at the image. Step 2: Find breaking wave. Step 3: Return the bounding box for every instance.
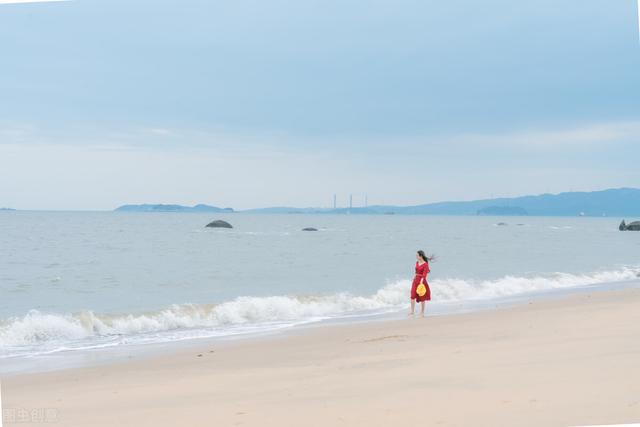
[1,267,638,356]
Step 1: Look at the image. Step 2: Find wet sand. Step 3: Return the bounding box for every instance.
[3,286,640,426]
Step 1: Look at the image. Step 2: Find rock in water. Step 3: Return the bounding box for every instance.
[626,221,640,231]
[302,227,318,231]
[205,220,233,229]
[619,220,640,231]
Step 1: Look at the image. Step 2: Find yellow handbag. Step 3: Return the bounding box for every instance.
[416,282,427,297]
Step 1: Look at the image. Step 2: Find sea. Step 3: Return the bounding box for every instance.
[1,211,639,373]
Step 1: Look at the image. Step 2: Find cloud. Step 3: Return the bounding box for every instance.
[1,120,638,210]
[448,121,640,150]
[0,138,360,210]
[0,0,69,4]
[146,128,173,136]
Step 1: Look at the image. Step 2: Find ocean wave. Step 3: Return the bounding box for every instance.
[1,267,638,352]
[434,268,638,301]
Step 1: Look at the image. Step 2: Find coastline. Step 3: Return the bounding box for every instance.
[3,285,640,426]
[2,276,639,376]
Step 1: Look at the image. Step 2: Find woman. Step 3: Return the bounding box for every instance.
[410,250,432,317]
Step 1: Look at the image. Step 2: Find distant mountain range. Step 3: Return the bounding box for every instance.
[113,188,640,217]
[114,204,233,213]
[243,188,640,217]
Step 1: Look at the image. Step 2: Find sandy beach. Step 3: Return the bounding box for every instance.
[3,286,640,427]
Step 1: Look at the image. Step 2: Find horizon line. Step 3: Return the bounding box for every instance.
[2,187,638,212]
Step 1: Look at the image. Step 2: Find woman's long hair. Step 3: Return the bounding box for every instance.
[417,250,435,262]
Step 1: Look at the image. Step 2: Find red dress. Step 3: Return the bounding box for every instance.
[411,261,431,302]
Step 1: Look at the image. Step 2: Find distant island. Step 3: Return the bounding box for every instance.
[0,207,16,211]
[114,188,640,217]
[115,204,234,213]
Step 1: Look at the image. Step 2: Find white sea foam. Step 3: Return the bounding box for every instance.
[1,267,638,356]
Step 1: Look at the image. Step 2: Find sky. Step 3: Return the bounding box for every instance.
[1,0,639,210]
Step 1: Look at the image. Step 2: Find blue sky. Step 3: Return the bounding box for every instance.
[1,0,639,209]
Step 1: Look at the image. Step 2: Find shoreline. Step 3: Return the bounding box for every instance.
[3,286,640,426]
[3,277,639,377]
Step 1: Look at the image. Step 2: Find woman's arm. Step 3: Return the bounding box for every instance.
[422,263,429,283]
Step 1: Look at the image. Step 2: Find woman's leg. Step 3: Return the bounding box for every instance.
[420,301,426,317]
[409,298,416,315]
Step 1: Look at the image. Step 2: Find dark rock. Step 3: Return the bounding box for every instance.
[302,227,318,231]
[496,222,508,226]
[619,220,640,231]
[205,220,233,229]
[626,221,640,231]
